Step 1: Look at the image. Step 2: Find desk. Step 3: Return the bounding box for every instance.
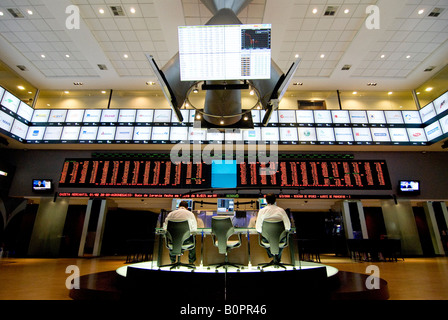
[154,227,298,268]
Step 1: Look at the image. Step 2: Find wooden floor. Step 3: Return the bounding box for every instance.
[0,254,447,300]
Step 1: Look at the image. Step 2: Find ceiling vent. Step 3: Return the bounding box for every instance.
[428,8,444,17]
[7,8,24,18]
[16,65,28,71]
[341,64,351,71]
[97,64,108,70]
[110,6,125,16]
[324,6,338,16]
[424,66,436,72]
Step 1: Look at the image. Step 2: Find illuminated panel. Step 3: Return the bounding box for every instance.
[59,158,210,188]
[238,160,391,190]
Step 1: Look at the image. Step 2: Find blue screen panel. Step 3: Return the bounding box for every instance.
[211,160,237,188]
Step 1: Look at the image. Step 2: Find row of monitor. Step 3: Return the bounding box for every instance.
[169,183,420,214]
[1,104,444,126]
[171,198,267,213]
[1,85,447,145]
[5,124,446,144]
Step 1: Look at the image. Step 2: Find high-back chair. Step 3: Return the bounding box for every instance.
[160,219,196,270]
[211,216,242,270]
[258,219,292,269]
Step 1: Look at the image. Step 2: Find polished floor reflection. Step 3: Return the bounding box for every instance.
[0,255,447,300]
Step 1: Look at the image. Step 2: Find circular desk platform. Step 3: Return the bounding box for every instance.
[69,261,389,301]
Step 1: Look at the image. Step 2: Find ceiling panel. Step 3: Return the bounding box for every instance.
[0,0,445,91]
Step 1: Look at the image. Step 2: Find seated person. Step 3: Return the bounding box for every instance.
[255,193,291,260]
[163,201,197,264]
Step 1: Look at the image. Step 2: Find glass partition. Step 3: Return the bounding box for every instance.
[34,90,112,109]
[339,90,417,110]
[415,65,448,108]
[0,60,37,105]
[279,91,339,110]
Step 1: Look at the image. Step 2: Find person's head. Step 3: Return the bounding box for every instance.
[179,201,190,209]
[265,193,276,205]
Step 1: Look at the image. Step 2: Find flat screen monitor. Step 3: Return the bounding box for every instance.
[100,109,119,123]
[10,120,29,139]
[398,180,420,195]
[48,109,67,123]
[17,102,34,122]
[178,24,271,81]
[433,90,448,115]
[118,109,136,123]
[217,198,235,214]
[0,111,13,132]
[258,198,267,209]
[136,109,154,123]
[171,198,194,211]
[114,127,134,140]
[211,160,237,189]
[65,109,85,123]
[32,179,53,192]
[419,103,436,123]
[1,91,21,113]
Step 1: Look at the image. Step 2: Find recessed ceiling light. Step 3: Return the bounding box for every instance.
[320,54,325,58]
[130,7,136,14]
[0,11,4,16]
[352,91,357,95]
[220,119,225,125]
[41,54,45,58]
[406,55,411,59]
[293,82,303,86]
[388,91,393,95]
[344,9,350,14]
[295,54,299,58]
[99,8,105,14]
[146,81,155,85]
[65,54,70,58]
[73,82,83,85]
[123,54,129,58]
[418,9,425,15]
[425,87,433,92]
[101,91,106,94]
[249,90,254,95]
[17,85,25,90]
[27,10,33,15]
[64,91,69,94]
[312,8,318,14]
[28,91,32,94]
[380,54,385,59]
[196,114,201,120]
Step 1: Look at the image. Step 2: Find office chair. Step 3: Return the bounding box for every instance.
[160,219,196,270]
[211,216,242,270]
[258,219,293,269]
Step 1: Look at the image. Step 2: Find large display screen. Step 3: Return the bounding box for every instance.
[59,158,209,188]
[238,160,391,189]
[59,158,392,191]
[178,24,271,81]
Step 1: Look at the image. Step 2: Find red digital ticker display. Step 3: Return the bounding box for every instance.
[59,158,391,190]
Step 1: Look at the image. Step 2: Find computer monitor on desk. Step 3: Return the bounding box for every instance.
[171,198,194,211]
[217,198,234,214]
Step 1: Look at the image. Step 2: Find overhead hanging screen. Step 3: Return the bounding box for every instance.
[178,24,271,81]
